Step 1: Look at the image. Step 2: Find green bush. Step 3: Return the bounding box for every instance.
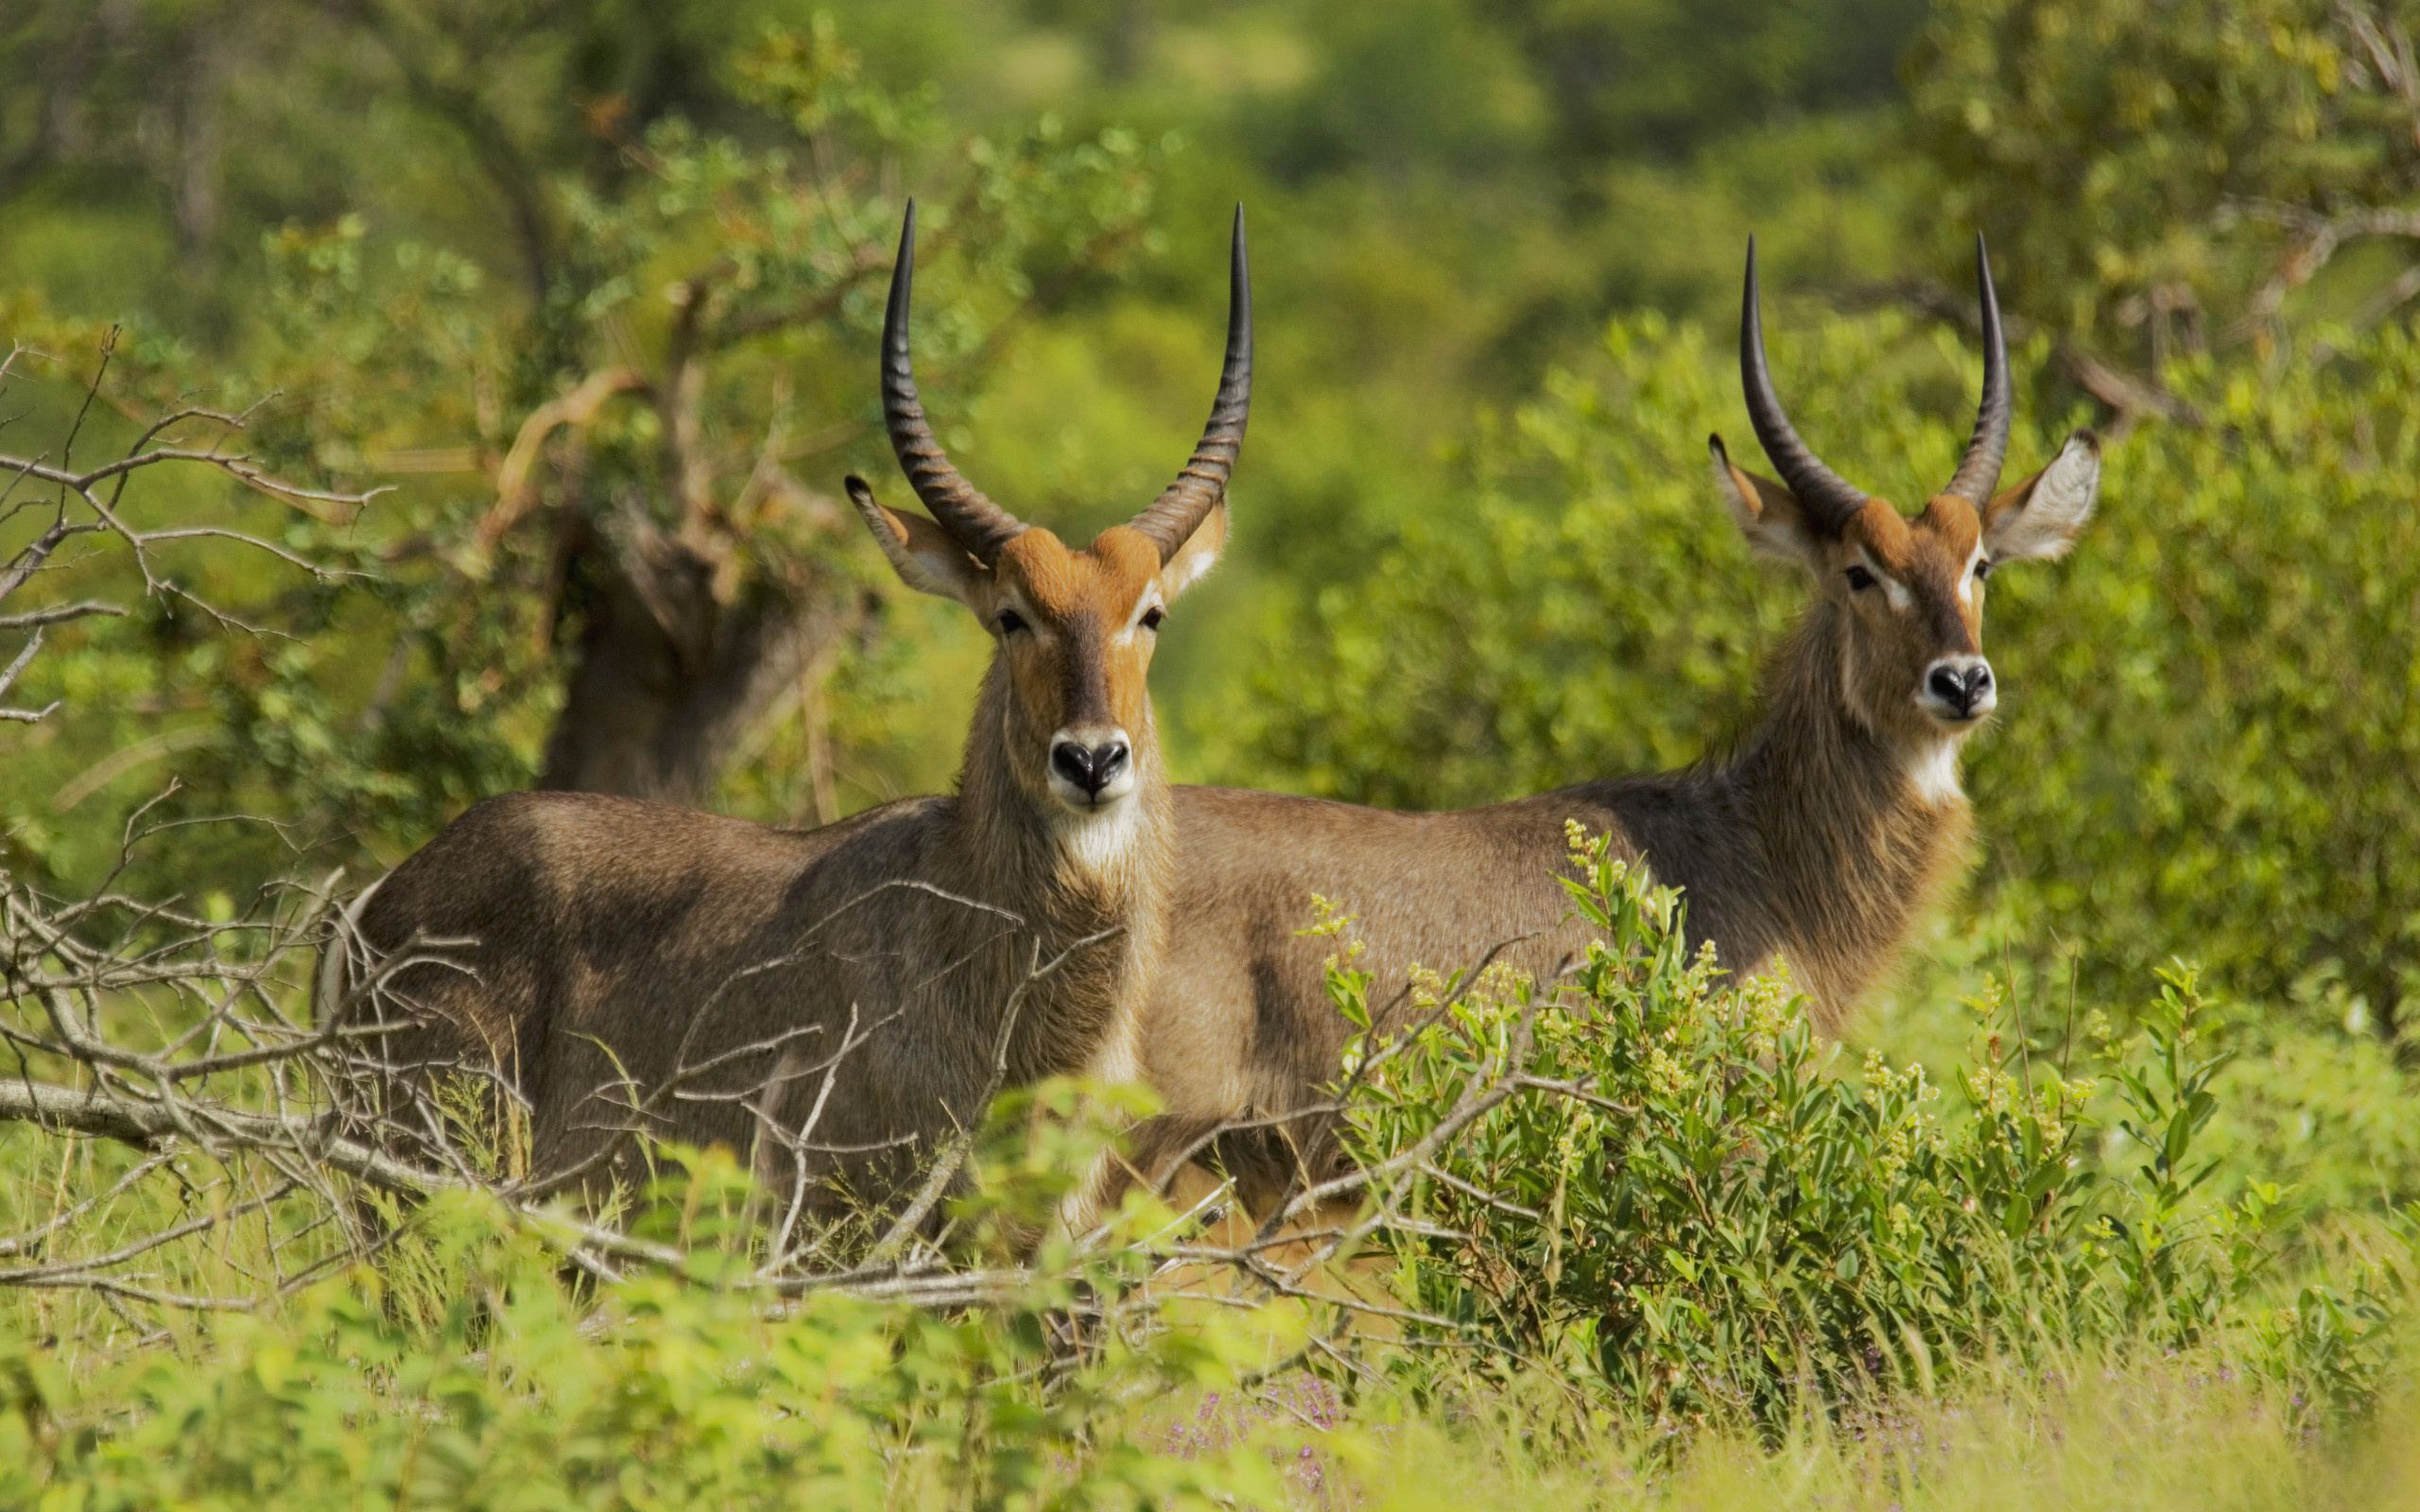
[1336,830,2414,1430]
[0,1163,1298,1511]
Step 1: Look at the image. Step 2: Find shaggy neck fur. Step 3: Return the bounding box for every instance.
[943,658,1173,1089]
[1712,599,1974,1030]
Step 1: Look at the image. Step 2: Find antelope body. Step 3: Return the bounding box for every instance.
[341,206,1252,1218]
[1129,239,2102,1210]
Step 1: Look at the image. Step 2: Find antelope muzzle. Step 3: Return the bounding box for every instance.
[1920,655,1996,724]
[1048,727,1134,810]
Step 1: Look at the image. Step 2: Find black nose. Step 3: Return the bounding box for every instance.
[1050,740,1130,798]
[1927,662,1994,715]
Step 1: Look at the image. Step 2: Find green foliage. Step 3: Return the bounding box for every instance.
[1910,0,2411,351]
[1974,334,2420,1042]
[0,1076,1305,1509]
[1333,1357,2420,1511]
[1,17,1167,895]
[0,1193,1290,1510]
[1338,832,2414,1429]
[1246,0,1548,183]
[1497,0,1927,166]
[9,0,2420,1497]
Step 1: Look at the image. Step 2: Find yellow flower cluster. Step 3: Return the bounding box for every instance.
[1878,1123,1913,1184]
[1735,969,1794,1057]
[1645,1045,1689,1099]
[1301,892,1366,973]
[1564,817,1632,889]
[1861,1054,1947,1171]
[1554,1119,1586,1173]
[1678,938,1723,1008]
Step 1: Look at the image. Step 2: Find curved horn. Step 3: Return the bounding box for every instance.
[881,199,1025,563]
[1128,204,1253,562]
[1943,232,2013,504]
[1739,234,1869,533]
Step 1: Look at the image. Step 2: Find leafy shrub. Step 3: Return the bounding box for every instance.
[0,1158,1298,1512]
[1336,830,2414,1429]
[1910,0,2396,349]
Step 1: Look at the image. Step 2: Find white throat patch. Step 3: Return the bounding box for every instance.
[1906,739,1963,807]
[1057,796,1142,874]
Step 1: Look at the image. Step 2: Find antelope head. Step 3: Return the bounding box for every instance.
[1710,236,2101,770]
[846,202,1249,829]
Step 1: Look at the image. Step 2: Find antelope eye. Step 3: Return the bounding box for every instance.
[995,609,1028,636]
[1843,565,1877,592]
[1140,605,1166,632]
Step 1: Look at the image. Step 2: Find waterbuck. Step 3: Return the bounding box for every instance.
[1131,237,2101,1211]
[337,204,1250,1224]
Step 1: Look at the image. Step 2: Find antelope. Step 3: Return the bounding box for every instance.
[335,203,1250,1226]
[1129,236,2101,1214]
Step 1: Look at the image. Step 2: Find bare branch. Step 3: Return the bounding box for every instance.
[0,600,125,632]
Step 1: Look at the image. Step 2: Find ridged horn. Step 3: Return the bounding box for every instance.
[1740,234,1869,533]
[1943,232,2013,505]
[1127,204,1252,562]
[881,199,1026,563]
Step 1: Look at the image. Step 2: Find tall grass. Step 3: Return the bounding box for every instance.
[1345,1358,2420,1512]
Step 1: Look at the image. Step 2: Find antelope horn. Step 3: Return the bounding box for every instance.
[1127,204,1253,562]
[880,199,1026,563]
[1739,234,1869,533]
[1943,232,2013,505]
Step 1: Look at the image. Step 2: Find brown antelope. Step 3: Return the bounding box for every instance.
[1129,236,2101,1214]
[336,203,1250,1226]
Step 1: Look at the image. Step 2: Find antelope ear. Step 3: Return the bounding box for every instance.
[1158,500,1227,601]
[1983,430,2100,562]
[847,476,984,603]
[1710,434,1824,568]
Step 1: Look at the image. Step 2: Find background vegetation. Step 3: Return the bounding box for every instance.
[5,0,2420,1503]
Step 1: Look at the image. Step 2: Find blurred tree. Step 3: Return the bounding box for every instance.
[0,0,808,335]
[1911,0,2420,401]
[1494,0,1928,168]
[0,17,1163,891]
[1248,0,1549,184]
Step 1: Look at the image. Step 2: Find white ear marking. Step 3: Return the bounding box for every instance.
[1710,439,1763,536]
[1157,500,1227,600]
[1711,436,1824,568]
[1162,542,1219,596]
[847,475,985,604]
[1985,431,2100,562]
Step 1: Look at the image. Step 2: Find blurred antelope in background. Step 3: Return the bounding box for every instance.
[1132,235,2102,1214]
[331,204,1250,1230]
